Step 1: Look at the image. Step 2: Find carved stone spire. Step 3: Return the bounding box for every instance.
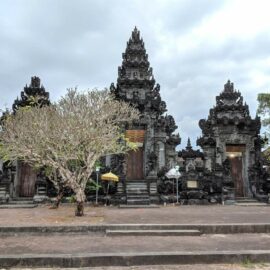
[12,76,50,113]
[186,138,192,150]
[117,26,153,86]
[215,80,251,120]
[178,138,203,159]
[224,80,234,92]
[197,80,261,147]
[111,27,180,157]
[111,27,169,115]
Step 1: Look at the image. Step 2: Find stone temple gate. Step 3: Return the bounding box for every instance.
[0,27,269,205]
[109,27,180,205]
[196,80,268,204]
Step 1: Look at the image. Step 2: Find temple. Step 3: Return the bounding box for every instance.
[109,27,180,205]
[0,77,50,203]
[196,80,268,203]
[0,28,269,206]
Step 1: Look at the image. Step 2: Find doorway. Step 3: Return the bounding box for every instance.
[19,163,36,197]
[126,147,144,180]
[125,129,145,180]
[226,145,245,197]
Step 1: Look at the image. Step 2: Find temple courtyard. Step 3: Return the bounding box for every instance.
[1,205,270,268]
[1,204,270,226]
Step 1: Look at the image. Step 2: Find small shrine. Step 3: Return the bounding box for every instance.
[0,77,50,201]
[197,80,267,202]
[177,139,207,204]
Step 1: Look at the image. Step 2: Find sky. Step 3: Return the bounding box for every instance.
[1,0,270,149]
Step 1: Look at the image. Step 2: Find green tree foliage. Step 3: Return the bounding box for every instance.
[257,93,270,161]
[257,93,270,126]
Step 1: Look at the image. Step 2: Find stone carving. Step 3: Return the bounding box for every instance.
[109,27,180,204]
[197,80,267,202]
[0,77,51,201]
[11,76,50,113]
[177,139,207,204]
[147,151,157,176]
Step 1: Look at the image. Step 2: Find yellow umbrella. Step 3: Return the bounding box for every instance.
[101,172,119,182]
[101,172,119,205]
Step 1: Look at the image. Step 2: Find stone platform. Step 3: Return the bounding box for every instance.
[0,204,270,226]
[1,204,270,268]
[1,232,270,267]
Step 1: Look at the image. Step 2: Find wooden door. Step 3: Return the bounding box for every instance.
[229,156,244,197]
[19,163,37,197]
[126,148,144,180]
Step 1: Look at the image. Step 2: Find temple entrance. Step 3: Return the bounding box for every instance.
[125,130,145,180]
[226,145,245,197]
[19,163,36,197]
[126,147,144,180]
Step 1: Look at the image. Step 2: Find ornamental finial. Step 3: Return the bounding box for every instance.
[186,138,192,150]
[224,80,234,92]
[132,26,140,41]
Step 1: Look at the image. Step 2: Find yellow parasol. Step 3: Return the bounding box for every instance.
[101,172,119,205]
[101,172,119,182]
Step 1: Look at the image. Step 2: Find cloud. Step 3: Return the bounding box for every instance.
[1,0,270,150]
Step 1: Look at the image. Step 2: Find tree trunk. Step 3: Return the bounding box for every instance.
[49,190,64,209]
[74,187,86,216]
[75,201,84,216]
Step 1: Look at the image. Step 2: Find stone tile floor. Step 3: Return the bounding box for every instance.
[3,265,270,270]
[1,233,270,254]
[1,205,270,269]
[0,204,270,226]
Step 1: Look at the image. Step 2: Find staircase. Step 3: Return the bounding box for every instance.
[0,197,37,209]
[0,181,9,203]
[106,228,201,236]
[126,180,150,205]
[235,197,268,206]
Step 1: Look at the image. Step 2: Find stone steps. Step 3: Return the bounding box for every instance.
[236,202,268,206]
[2,223,270,235]
[8,200,34,205]
[106,229,201,236]
[236,197,258,202]
[1,196,37,208]
[127,195,149,200]
[119,204,159,208]
[126,179,150,205]
[237,199,258,203]
[126,189,148,194]
[126,199,150,205]
[12,197,33,201]
[0,204,37,209]
[0,183,9,203]
[235,197,268,206]
[3,250,270,268]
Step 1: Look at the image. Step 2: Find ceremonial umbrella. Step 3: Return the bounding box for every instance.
[165,167,181,204]
[101,172,119,182]
[101,172,119,205]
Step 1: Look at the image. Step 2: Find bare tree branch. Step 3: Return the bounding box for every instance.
[0,88,139,216]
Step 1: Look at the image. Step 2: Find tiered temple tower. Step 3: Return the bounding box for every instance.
[197,80,266,201]
[110,27,180,204]
[12,76,50,113]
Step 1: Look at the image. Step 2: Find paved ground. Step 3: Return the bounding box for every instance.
[4,265,270,269]
[1,204,270,268]
[0,204,270,226]
[1,233,270,254]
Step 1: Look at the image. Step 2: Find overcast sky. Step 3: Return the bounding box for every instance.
[1,0,270,149]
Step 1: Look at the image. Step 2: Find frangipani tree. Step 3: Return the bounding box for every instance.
[0,89,139,216]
